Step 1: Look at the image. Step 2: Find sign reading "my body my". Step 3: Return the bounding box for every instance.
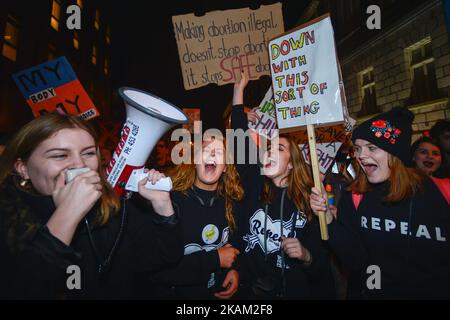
[12,56,99,120]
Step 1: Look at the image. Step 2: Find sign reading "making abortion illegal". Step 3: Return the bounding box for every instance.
[172,3,284,90]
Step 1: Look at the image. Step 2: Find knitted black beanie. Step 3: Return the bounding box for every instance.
[352,107,414,164]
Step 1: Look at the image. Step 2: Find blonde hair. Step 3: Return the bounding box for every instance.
[168,139,244,232]
[261,134,314,220]
[0,113,120,225]
[350,154,424,202]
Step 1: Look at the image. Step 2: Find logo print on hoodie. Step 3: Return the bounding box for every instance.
[202,224,219,244]
[243,209,306,253]
[184,226,230,255]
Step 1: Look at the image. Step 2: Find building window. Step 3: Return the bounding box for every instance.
[73,32,79,49]
[94,10,100,31]
[92,45,97,65]
[106,26,111,45]
[50,0,61,31]
[2,16,19,62]
[405,37,439,105]
[48,44,57,60]
[104,57,109,75]
[357,67,379,117]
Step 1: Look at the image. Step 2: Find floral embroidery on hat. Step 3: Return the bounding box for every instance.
[370,120,401,144]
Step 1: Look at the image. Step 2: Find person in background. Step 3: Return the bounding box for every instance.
[148,138,174,174]
[430,120,450,179]
[411,136,447,178]
[99,145,113,170]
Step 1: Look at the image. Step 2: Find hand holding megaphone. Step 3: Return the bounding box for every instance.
[132,168,174,217]
[105,87,188,197]
[125,167,172,192]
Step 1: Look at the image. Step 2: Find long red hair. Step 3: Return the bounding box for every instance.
[168,138,244,232]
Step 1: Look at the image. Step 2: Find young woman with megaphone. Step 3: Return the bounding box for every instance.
[0,112,183,299]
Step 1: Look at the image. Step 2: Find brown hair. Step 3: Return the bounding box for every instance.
[0,113,120,224]
[168,138,244,232]
[349,154,424,202]
[261,134,314,220]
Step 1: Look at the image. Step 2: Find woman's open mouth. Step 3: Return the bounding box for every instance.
[362,162,378,176]
[422,161,435,169]
[263,157,276,168]
[205,162,217,174]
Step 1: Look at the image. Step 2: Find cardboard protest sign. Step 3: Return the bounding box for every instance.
[12,56,99,120]
[269,15,344,130]
[248,87,278,139]
[183,108,201,134]
[172,3,284,90]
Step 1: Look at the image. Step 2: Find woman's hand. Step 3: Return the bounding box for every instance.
[214,269,239,299]
[310,187,334,224]
[138,168,174,217]
[281,237,312,265]
[217,244,240,269]
[49,169,102,245]
[246,107,261,125]
[233,70,249,105]
[52,169,102,222]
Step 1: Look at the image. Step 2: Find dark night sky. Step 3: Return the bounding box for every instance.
[110,0,309,130]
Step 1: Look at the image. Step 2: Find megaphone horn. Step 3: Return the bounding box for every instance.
[106,87,188,197]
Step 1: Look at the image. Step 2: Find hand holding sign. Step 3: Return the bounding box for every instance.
[269,14,346,240]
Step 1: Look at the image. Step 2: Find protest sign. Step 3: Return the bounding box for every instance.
[12,56,99,120]
[183,108,201,134]
[269,14,347,240]
[250,87,354,174]
[172,3,284,90]
[269,15,344,130]
[247,87,278,139]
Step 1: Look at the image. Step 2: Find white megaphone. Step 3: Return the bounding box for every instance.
[105,87,188,197]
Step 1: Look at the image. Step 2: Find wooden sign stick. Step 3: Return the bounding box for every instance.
[307,124,329,240]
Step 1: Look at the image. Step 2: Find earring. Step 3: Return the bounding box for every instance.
[19,178,29,188]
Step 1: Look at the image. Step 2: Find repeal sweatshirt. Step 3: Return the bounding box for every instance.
[231,104,335,299]
[328,179,450,299]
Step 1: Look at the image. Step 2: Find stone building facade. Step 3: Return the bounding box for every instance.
[330,0,450,140]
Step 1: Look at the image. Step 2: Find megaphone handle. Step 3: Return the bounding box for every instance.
[143,177,173,192]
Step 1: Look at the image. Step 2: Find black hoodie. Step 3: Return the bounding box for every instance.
[144,187,241,299]
[0,181,183,299]
[328,179,450,299]
[231,105,335,299]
